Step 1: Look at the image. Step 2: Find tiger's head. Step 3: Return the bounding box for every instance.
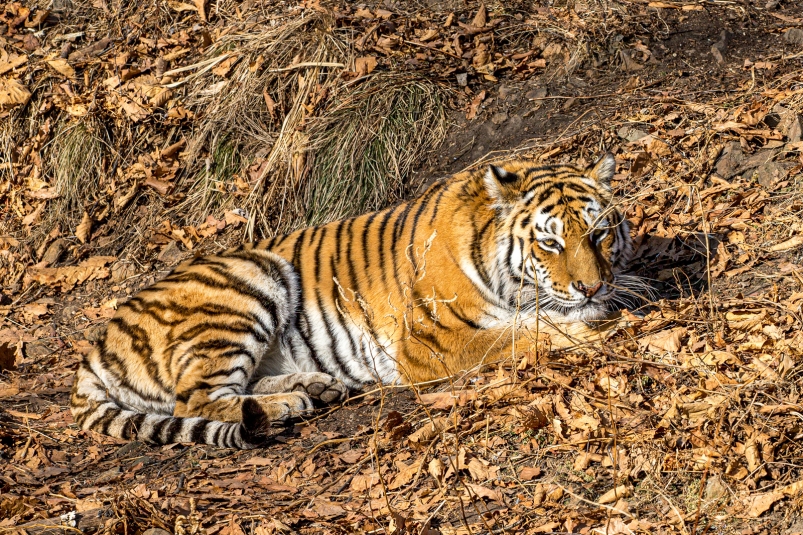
[483,154,633,321]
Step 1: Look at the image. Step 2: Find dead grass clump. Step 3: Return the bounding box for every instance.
[303,76,447,226]
[35,120,107,248]
[176,13,350,238]
[173,13,448,238]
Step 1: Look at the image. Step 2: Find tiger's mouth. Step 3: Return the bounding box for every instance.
[516,285,615,321]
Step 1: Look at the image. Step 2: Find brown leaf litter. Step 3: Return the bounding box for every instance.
[2,0,803,534]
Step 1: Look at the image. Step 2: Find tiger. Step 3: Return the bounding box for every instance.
[70,154,634,448]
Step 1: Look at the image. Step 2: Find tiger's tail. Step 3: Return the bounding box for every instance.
[69,354,269,449]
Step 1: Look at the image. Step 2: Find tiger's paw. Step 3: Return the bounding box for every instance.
[291,374,348,404]
[241,398,272,445]
[262,391,314,425]
[252,373,348,405]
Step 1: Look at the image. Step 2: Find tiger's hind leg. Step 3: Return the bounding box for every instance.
[173,353,315,437]
[251,373,348,405]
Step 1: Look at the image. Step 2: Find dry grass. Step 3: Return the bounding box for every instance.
[303,75,446,226]
[169,12,448,239]
[37,121,106,245]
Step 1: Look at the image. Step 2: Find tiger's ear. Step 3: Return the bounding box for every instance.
[484,165,521,205]
[586,153,616,187]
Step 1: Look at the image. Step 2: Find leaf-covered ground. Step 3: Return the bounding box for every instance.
[2,1,803,534]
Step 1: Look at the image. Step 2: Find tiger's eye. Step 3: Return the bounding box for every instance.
[543,239,558,248]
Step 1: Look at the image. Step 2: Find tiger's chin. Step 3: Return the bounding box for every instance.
[562,302,611,323]
[527,291,616,323]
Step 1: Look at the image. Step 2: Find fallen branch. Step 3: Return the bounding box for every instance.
[6,509,115,535]
[266,61,345,73]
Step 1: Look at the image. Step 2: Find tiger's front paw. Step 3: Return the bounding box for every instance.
[261,392,314,425]
[291,373,348,404]
[252,372,348,405]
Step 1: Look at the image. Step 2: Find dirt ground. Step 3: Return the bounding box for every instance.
[2,1,803,534]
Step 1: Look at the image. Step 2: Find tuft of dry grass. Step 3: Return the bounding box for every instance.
[18,120,107,255]
[171,13,448,240]
[303,75,447,226]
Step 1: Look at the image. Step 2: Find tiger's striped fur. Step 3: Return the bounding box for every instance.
[71,154,633,448]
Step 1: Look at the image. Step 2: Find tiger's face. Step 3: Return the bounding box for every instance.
[484,154,632,321]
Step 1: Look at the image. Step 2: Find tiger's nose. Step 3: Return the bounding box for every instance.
[573,280,603,298]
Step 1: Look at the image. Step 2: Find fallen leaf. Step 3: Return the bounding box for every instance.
[212,56,239,77]
[350,473,380,492]
[471,4,487,27]
[769,235,803,252]
[389,459,424,490]
[639,327,687,353]
[76,211,92,243]
[465,483,504,503]
[355,56,377,76]
[598,484,632,505]
[408,417,450,446]
[47,59,76,79]
[0,54,28,76]
[745,491,782,517]
[0,79,31,110]
[121,98,148,121]
[466,90,486,120]
[519,466,541,481]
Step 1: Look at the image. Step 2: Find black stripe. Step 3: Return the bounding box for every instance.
[471,217,494,289]
[149,416,170,444]
[540,203,556,214]
[212,422,225,447]
[360,211,379,272]
[174,342,257,380]
[393,199,416,244]
[411,328,449,356]
[444,301,482,330]
[197,249,289,297]
[171,269,280,328]
[139,299,275,340]
[203,366,250,380]
[314,225,328,282]
[99,345,171,400]
[97,406,122,435]
[536,183,565,206]
[292,314,332,375]
[291,227,310,269]
[505,231,516,278]
[428,185,449,224]
[334,219,347,266]
[269,234,289,252]
[346,218,362,288]
[407,182,441,257]
[315,288,361,384]
[376,205,397,281]
[292,232,333,376]
[174,320,269,345]
[565,182,596,195]
[176,381,243,403]
[163,417,183,443]
[191,419,210,444]
[124,413,147,440]
[223,248,287,281]
[108,318,153,358]
[226,423,238,448]
[330,251,361,368]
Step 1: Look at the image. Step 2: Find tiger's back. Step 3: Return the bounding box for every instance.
[71,154,634,447]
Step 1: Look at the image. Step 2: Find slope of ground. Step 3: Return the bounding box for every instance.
[2,1,803,534]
